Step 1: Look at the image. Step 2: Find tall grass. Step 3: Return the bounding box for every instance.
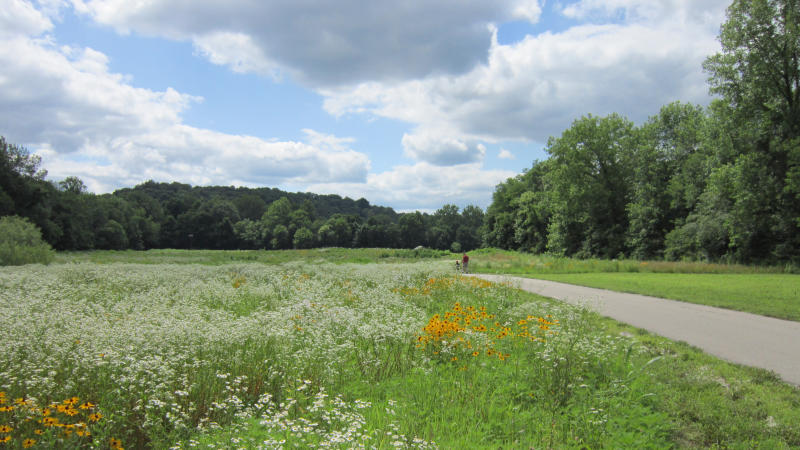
[55,247,451,266]
[470,248,798,274]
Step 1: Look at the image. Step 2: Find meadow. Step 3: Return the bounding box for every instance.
[1,249,799,448]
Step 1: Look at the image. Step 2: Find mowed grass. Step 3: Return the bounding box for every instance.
[532,273,800,321]
[2,249,799,448]
[471,248,800,322]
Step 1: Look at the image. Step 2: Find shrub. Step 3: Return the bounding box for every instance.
[0,215,55,265]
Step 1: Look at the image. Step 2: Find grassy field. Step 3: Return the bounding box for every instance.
[469,248,799,275]
[471,248,800,322]
[1,249,799,448]
[528,272,800,322]
[56,247,451,266]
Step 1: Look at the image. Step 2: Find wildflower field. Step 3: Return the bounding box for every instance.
[2,251,800,448]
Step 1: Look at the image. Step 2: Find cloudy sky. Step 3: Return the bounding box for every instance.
[1,0,729,211]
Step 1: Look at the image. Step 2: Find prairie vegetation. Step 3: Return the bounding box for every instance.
[1,251,799,448]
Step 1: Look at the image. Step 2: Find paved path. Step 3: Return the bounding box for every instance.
[473,274,800,385]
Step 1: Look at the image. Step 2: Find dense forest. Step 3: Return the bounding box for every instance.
[2,0,798,264]
[0,138,484,252]
[485,0,800,264]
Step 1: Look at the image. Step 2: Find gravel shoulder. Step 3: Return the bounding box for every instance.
[473,274,800,386]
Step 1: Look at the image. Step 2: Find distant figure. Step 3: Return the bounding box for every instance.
[462,253,469,274]
[455,260,461,272]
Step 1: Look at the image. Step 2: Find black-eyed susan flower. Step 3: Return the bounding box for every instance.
[0,406,14,412]
[88,412,102,422]
[23,438,36,448]
[0,436,10,443]
[110,437,123,449]
[42,417,58,426]
[0,425,11,433]
[34,429,43,435]
[79,401,95,410]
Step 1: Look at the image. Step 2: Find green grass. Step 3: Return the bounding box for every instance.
[471,248,800,322]
[531,272,800,322]
[470,248,799,274]
[55,247,453,265]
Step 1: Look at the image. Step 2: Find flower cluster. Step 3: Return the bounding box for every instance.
[393,275,494,298]
[0,391,120,448]
[416,302,559,362]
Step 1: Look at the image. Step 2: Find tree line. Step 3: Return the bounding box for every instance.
[0,138,484,252]
[485,0,800,264]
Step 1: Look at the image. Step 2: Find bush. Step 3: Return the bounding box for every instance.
[0,215,55,265]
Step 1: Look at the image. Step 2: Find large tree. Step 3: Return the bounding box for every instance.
[701,0,800,261]
[544,114,637,258]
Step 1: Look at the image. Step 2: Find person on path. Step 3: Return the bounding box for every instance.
[462,253,469,274]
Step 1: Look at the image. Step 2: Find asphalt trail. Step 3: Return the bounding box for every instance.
[473,274,800,386]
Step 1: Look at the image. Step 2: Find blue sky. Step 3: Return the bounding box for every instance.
[1,0,729,211]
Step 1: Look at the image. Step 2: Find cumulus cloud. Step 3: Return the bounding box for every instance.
[0,2,370,193]
[307,162,516,211]
[498,149,515,160]
[71,0,543,86]
[1,0,55,37]
[401,128,486,166]
[322,0,728,148]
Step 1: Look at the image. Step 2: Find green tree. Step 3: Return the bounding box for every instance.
[234,219,266,249]
[458,205,484,251]
[58,176,87,195]
[430,204,460,250]
[271,224,290,249]
[0,215,55,265]
[544,114,637,258]
[262,197,292,231]
[234,194,266,221]
[701,0,800,261]
[398,212,426,248]
[96,219,128,250]
[293,226,315,249]
[627,102,709,259]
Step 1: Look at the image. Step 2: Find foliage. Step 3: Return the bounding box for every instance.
[0,215,55,266]
[483,0,800,265]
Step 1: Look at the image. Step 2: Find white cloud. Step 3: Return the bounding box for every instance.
[0,5,371,193]
[70,0,543,86]
[307,162,516,211]
[401,128,486,166]
[0,0,53,38]
[498,149,515,160]
[322,0,727,148]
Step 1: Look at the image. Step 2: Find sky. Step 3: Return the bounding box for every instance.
[0,0,730,212]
